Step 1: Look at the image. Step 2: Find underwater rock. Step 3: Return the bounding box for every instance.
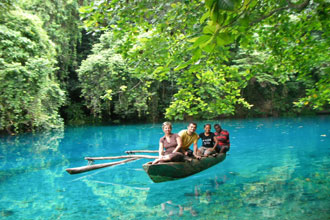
[1,209,14,217]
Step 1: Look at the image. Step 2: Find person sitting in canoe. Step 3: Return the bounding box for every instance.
[152,122,184,164]
[214,124,230,154]
[178,122,201,159]
[198,124,219,156]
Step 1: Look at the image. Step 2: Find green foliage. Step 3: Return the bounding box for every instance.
[62,102,89,125]
[0,0,15,11]
[165,64,252,120]
[77,32,152,119]
[240,0,330,112]
[17,0,98,127]
[1,0,329,134]
[77,0,329,120]
[0,9,65,134]
[79,1,253,119]
[294,76,330,110]
[19,0,83,83]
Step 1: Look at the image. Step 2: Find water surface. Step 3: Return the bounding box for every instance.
[0,116,329,219]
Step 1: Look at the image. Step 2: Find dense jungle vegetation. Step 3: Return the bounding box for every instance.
[0,0,329,134]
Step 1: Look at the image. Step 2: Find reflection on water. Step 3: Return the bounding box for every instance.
[0,116,329,219]
[0,130,67,219]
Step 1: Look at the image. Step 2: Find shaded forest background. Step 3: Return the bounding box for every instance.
[0,0,329,134]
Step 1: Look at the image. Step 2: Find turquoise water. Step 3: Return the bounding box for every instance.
[0,116,329,219]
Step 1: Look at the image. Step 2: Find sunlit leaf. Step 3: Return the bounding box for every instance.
[200,11,210,24]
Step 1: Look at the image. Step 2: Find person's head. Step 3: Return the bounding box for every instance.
[162,122,172,134]
[187,122,197,134]
[204,124,211,133]
[214,124,222,133]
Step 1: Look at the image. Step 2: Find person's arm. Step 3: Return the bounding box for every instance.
[172,135,182,153]
[193,142,201,159]
[158,141,164,158]
[178,130,187,154]
[212,136,218,151]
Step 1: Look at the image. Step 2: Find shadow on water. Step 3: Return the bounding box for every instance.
[144,171,237,218]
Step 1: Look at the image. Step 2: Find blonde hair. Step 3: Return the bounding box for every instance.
[162,121,172,129]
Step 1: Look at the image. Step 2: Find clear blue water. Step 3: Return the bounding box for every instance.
[0,116,329,219]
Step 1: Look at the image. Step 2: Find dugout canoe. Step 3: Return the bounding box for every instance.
[142,153,226,183]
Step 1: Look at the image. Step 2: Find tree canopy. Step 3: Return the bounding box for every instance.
[79,0,329,119]
[0,0,84,134]
[0,0,329,134]
[0,8,65,133]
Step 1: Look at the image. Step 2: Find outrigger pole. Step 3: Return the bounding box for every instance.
[125,150,158,154]
[84,155,158,161]
[66,158,140,174]
[66,151,158,175]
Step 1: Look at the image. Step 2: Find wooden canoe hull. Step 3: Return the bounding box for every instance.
[142,153,226,183]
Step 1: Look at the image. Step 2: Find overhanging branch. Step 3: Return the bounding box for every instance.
[250,0,311,26]
[286,0,310,10]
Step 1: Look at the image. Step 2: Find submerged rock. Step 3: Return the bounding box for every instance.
[1,209,14,217]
